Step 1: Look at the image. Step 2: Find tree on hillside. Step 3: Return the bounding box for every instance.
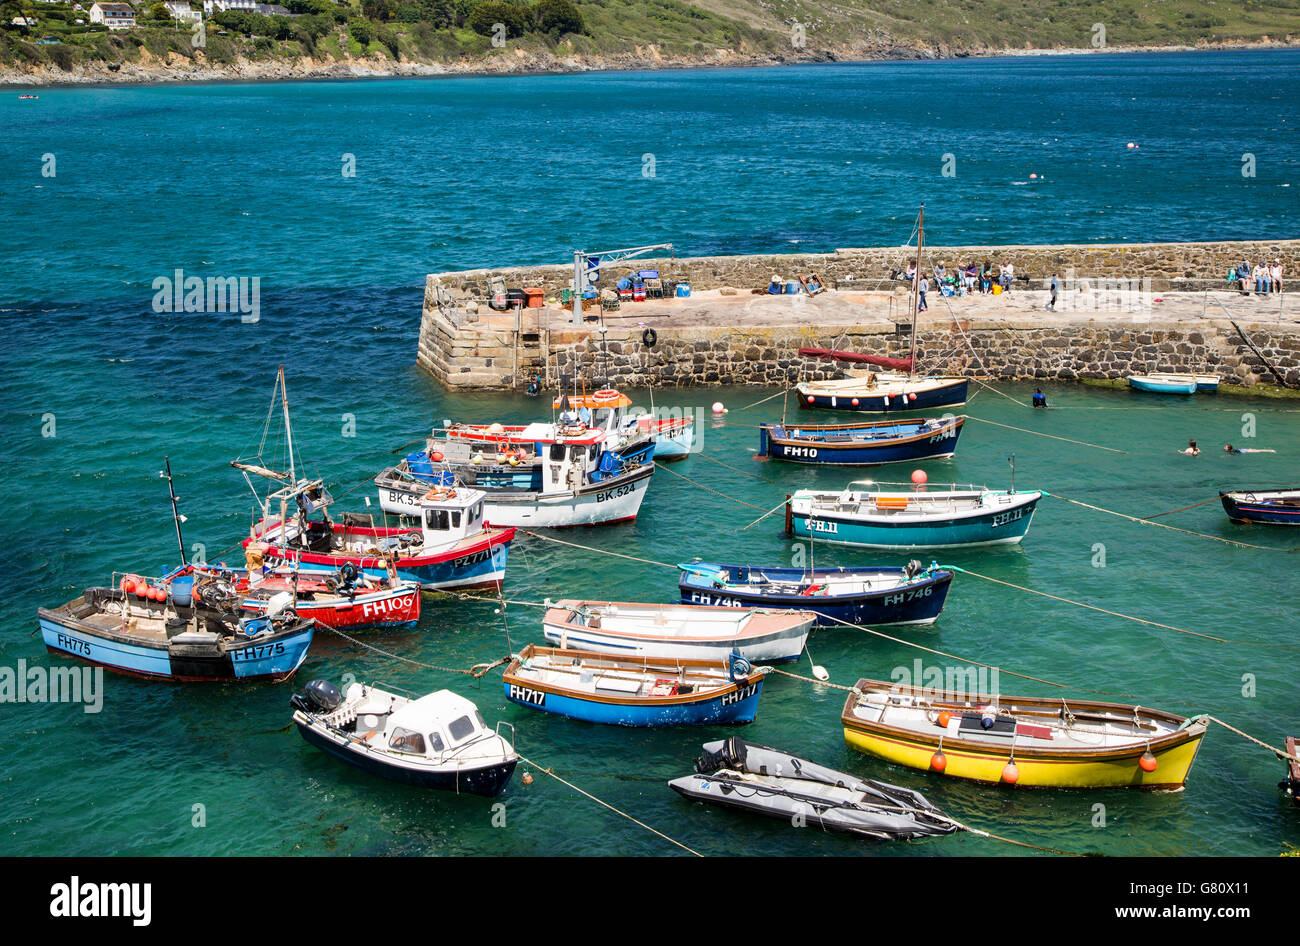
[532,0,582,37]
[467,1,527,38]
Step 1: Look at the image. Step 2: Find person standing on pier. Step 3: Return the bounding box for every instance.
[1047,273,1059,311]
[918,272,930,312]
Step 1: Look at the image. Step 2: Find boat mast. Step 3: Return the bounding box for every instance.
[909,203,924,375]
[279,365,296,485]
[163,456,186,566]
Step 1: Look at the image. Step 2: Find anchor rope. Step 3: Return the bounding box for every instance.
[653,461,773,511]
[1205,716,1292,760]
[729,388,789,413]
[318,624,510,677]
[1141,497,1221,520]
[1045,491,1300,551]
[689,451,770,481]
[516,753,704,857]
[963,415,1127,454]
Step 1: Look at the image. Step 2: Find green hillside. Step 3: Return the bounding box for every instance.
[2,0,1297,77]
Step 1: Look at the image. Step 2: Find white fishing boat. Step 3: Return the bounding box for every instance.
[375,426,655,527]
[541,599,815,664]
[1129,372,1220,394]
[290,679,519,796]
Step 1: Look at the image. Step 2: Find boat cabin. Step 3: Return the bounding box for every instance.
[415,485,488,546]
[344,686,495,760]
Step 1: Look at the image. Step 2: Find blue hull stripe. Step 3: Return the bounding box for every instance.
[792,501,1037,549]
[504,681,763,726]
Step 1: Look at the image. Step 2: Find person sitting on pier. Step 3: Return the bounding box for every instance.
[963,262,978,293]
[1271,259,1284,294]
[1239,257,1254,294]
[905,260,917,282]
[981,261,993,293]
[1253,261,1269,295]
[1179,439,1201,456]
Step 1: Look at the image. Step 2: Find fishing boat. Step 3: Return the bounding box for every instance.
[37,573,315,682]
[290,679,518,795]
[758,416,964,466]
[175,563,421,630]
[794,206,968,415]
[375,427,655,528]
[551,388,695,461]
[542,600,815,664]
[1128,374,1198,394]
[1219,488,1300,525]
[503,645,768,726]
[786,480,1040,549]
[1132,372,1220,393]
[679,560,953,627]
[234,369,513,591]
[841,677,1209,789]
[669,737,965,841]
[1282,737,1300,808]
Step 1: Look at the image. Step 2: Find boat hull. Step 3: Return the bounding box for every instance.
[1128,376,1197,395]
[241,584,421,629]
[758,417,963,466]
[378,465,653,528]
[841,724,1205,790]
[295,721,517,795]
[503,677,763,726]
[679,566,952,627]
[37,613,313,683]
[798,378,968,414]
[1219,490,1300,525]
[789,494,1039,549]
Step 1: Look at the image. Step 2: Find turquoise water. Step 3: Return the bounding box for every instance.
[3,51,1300,857]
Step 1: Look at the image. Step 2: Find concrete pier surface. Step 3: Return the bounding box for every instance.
[416,241,1300,392]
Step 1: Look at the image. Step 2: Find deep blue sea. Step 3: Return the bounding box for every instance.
[1,50,1299,857]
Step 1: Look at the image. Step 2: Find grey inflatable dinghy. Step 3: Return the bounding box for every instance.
[669,737,964,841]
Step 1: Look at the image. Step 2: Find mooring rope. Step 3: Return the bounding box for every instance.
[690,451,770,482]
[964,415,1127,454]
[740,497,794,531]
[516,753,704,857]
[1205,716,1291,760]
[319,624,510,677]
[1141,497,1221,520]
[653,461,773,511]
[519,529,677,569]
[1045,491,1299,551]
[730,388,789,413]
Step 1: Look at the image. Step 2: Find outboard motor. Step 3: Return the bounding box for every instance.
[904,559,924,579]
[291,678,342,714]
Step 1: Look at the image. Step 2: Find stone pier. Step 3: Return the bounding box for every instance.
[416,240,1300,392]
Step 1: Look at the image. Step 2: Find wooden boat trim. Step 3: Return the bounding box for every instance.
[840,678,1206,762]
[503,645,762,707]
[545,601,813,643]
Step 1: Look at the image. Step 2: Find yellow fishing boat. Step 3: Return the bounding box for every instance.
[841,678,1208,789]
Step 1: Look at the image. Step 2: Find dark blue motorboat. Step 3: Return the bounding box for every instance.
[679,561,953,627]
[758,416,964,466]
[1220,489,1300,526]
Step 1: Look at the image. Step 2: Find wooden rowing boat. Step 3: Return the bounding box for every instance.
[841,677,1208,789]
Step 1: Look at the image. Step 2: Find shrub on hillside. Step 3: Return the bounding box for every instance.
[532,0,582,36]
[468,1,527,37]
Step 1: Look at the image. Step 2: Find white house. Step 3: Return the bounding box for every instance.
[202,0,256,12]
[88,2,136,28]
[164,1,200,21]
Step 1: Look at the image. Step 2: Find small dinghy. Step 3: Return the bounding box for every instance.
[542,599,815,664]
[1130,372,1219,393]
[1282,737,1300,808]
[787,480,1040,549]
[503,645,769,726]
[842,678,1209,789]
[758,416,964,466]
[797,372,969,414]
[679,560,953,626]
[290,679,518,795]
[669,737,964,841]
[37,574,315,682]
[1219,488,1300,525]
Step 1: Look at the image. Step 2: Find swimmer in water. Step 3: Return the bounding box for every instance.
[1224,443,1277,454]
[1179,439,1201,456]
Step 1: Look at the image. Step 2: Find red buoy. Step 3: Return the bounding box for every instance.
[121,578,136,595]
[937,710,951,728]
[850,398,859,406]
[1001,761,1020,784]
[807,395,815,404]
[1139,750,1158,773]
[930,749,947,772]
[911,469,928,485]
[909,393,917,401]
[430,451,444,463]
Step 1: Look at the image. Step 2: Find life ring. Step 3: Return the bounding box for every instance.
[424,488,450,501]
[642,327,657,348]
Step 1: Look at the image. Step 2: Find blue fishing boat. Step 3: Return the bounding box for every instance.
[37,577,315,682]
[502,645,767,726]
[758,416,964,466]
[1220,489,1300,525]
[1128,374,1202,395]
[679,560,953,626]
[786,481,1040,549]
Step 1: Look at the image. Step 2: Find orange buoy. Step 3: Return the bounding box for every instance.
[121,578,136,594]
[806,395,815,404]
[522,771,534,786]
[851,398,859,406]
[937,710,951,728]
[1139,749,1158,772]
[429,451,444,462]
[1001,761,1020,784]
[930,749,947,772]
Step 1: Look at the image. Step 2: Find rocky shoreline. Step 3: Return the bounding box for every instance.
[3,37,1294,87]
